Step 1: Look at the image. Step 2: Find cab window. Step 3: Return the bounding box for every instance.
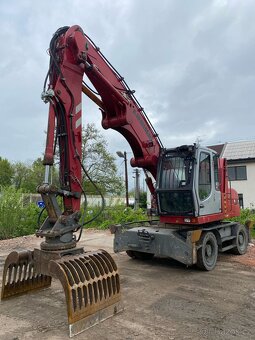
[199,152,211,200]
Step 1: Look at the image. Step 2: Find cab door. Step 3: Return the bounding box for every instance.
[197,149,221,216]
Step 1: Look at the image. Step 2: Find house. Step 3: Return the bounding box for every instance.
[209,140,255,209]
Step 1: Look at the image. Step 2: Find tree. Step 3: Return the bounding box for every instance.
[82,124,123,195]
[21,158,45,192]
[10,124,123,195]
[14,158,58,192]
[12,162,30,190]
[0,157,14,187]
[139,191,147,209]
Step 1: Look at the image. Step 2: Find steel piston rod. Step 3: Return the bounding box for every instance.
[82,84,104,109]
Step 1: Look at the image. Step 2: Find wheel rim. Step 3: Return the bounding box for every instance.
[204,238,217,267]
[205,244,212,257]
[237,230,246,251]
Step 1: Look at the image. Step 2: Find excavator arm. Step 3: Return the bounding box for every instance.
[35,24,163,249]
[42,25,162,211]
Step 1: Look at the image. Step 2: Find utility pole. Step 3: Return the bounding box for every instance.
[134,169,140,210]
[116,151,129,207]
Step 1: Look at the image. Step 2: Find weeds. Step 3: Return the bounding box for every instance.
[228,208,255,237]
[81,205,147,229]
[0,186,147,239]
[0,186,42,239]
[1,186,254,239]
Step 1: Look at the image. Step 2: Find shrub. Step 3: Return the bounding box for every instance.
[81,205,147,229]
[228,208,255,238]
[0,186,43,239]
[0,187,148,238]
[2,186,254,240]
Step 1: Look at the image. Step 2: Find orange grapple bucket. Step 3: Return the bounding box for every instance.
[1,248,123,337]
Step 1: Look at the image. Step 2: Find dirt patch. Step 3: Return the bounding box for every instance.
[223,241,255,267]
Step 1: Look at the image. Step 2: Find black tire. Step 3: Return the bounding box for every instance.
[126,250,154,260]
[232,224,248,255]
[197,232,218,271]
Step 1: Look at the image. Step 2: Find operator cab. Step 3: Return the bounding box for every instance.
[156,144,221,218]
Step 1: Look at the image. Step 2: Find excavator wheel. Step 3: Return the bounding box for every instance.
[232,224,249,255]
[1,248,123,337]
[126,250,154,260]
[196,231,218,271]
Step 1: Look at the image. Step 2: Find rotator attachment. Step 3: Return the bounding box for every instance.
[1,247,123,337]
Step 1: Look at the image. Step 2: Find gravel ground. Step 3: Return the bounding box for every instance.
[0,230,255,340]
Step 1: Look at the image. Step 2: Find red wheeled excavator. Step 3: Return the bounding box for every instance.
[1,25,251,336]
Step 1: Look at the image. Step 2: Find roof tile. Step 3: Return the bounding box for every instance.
[222,141,255,160]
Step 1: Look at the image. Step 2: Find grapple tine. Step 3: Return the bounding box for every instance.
[1,250,52,299]
[48,249,123,337]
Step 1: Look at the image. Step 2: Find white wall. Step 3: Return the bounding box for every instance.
[229,162,255,209]
[23,194,128,207]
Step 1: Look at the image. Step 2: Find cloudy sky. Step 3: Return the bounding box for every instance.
[0,0,254,177]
